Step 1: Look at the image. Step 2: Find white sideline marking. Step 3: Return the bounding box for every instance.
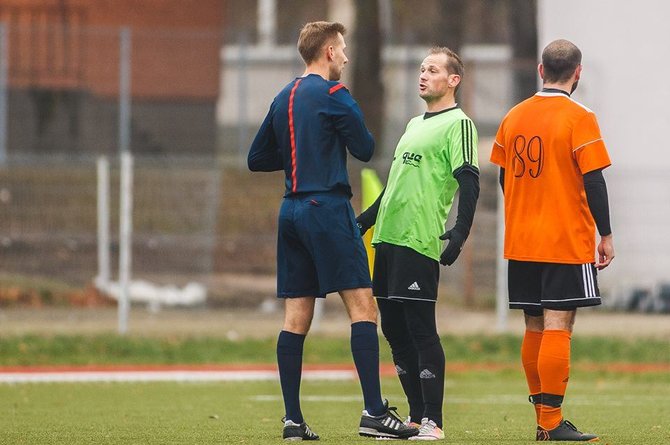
[250,394,533,404]
[249,394,669,406]
[252,395,364,402]
[0,369,356,384]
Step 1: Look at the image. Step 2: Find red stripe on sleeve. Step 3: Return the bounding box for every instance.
[288,79,302,193]
[329,83,346,95]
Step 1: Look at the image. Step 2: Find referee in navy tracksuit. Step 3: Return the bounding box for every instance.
[248,21,417,441]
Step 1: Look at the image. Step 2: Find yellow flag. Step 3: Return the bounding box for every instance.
[361,168,384,277]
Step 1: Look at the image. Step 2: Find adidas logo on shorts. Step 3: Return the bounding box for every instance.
[407,282,421,291]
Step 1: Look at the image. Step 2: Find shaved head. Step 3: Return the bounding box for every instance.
[541,39,582,83]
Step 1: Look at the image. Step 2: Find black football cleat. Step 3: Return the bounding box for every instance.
[358,399,419,439]
[536,419,599,442]
[282,417,319,441]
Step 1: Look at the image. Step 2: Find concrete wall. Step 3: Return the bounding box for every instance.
[218,43,516,161]
[538,0,670,293]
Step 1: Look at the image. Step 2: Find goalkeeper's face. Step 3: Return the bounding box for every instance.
[418,53,459,103]
[327,33,348,81]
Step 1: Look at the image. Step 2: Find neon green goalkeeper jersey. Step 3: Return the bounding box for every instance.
[372,107,479,261]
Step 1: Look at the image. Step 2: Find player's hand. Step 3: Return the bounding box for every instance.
[596,234,615,270]
[355,215,371,236]
[439,228,466,266]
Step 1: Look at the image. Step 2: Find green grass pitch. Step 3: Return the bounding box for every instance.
[2,370,669,444]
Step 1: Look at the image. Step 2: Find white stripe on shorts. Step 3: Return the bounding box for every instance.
[581,264,596,298]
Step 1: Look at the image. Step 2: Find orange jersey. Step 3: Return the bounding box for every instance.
[490,91,611,264]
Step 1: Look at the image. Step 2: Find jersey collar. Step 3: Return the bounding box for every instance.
[423,104,459,120]
[537,88,571,97]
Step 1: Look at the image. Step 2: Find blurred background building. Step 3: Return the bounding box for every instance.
[0,0,222,156]
[0,0,667,319]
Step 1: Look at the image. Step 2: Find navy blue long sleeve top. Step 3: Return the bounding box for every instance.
[248,73,374,197]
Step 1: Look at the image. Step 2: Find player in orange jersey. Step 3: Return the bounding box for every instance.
[490,39,614,442]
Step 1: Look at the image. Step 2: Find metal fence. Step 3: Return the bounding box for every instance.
[0,22,225,318]
[0,154,220,280]
[0,152,498,311]
[2,21,665,328]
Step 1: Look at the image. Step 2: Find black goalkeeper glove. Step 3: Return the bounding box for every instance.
[355,215,372,236]
[355,188,386,237]
[439,228,467,266]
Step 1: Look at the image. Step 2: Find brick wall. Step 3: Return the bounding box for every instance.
[0,0,224,155]
[0,0,223,99]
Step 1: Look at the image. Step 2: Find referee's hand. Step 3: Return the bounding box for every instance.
[439,228,466,266]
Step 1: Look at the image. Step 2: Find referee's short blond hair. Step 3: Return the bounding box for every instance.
[297,21,346,65]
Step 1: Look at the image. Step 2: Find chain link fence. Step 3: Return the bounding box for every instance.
[2,21,663,323]
[0,21,534,313]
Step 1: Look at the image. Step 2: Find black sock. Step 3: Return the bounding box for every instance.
[277,330,306,423]
[392,347,424,423]
[418,340,445,428]
[377,297,425,423]
[351,321,385,416]
[403,301,444,428]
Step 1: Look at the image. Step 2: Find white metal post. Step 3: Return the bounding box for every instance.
[312,299,325,332]
[119,27,131,154]
[257,0,277,47]
[237,32,248,165]
[118,26,133,334]
[118,151,133,335]
[495,187,508,332]
[96,156,110,290]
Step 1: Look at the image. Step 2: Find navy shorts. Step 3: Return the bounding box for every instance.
[508,260,602,315]
[277,193,372,298]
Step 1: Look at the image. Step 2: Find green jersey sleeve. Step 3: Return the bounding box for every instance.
[446,118,479,176]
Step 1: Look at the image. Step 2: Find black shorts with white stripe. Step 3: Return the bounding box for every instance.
[507,260,601,314]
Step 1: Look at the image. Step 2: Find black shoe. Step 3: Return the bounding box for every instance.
[282,417,319,441]
[536,419,599,442]
[358,400,419,439]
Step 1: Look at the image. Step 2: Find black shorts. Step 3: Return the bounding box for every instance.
[373,242,439,302]
[508,260,602,314]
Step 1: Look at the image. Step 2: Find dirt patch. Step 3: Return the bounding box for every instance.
[0,285,113,308]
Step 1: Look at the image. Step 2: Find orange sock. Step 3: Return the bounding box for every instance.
[521,330,543,423]
[537,329,571,430]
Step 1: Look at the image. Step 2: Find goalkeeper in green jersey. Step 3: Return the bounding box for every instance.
[356,47,480,441]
